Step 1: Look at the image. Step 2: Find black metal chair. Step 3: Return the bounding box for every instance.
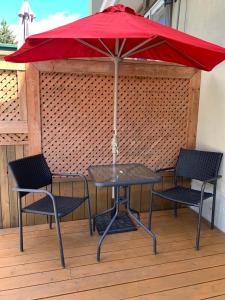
[8,154,92,268]
[149,148,223,250]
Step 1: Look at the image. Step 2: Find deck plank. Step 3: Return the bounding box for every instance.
[0,209,224,299]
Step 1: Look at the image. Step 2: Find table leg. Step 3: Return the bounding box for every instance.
[127,187,157,255]
[125,186,140,220]
[93,199,116,232]
[97,187,119,261]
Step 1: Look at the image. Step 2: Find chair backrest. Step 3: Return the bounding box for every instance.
[9,154,52,197]
[175,148,223,181]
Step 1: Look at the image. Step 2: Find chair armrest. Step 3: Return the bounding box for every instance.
[156,167,175,174]
[200,175,222,200]
[203,175,222,184]
[52,172,89,198]
[156,167,175,173]
[13,188,58,215]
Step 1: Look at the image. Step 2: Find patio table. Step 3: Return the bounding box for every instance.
[88,163,161,261]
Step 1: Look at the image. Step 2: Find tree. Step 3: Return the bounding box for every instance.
[0,19,16,44]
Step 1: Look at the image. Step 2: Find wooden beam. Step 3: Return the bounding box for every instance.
[0,121,28,134]
[186,71,201,148]
[17,71,27,121]
[0,61,25,71]
[26,63,42,155]
[33,59,198,79]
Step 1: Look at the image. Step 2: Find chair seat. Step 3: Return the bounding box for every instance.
[22,195,87,217]
[152,186,213,206]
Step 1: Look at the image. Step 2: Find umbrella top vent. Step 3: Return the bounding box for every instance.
[102,4,140,16]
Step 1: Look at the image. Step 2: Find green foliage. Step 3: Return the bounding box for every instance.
[0,19,16,44]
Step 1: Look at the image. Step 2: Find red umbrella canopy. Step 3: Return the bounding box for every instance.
[5,4,225,71]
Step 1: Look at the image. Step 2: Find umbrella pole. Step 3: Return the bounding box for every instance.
[111,56,119,200]
[112,56,119,165]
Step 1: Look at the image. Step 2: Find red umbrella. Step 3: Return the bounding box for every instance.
[5,4,225,163]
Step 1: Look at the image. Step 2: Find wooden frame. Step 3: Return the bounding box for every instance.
[26,63,41,155]
[29,59,200,157]
[0,59,201,228]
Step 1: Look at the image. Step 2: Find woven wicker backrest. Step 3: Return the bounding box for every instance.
[175,148,223,181]
[9,154,52,197]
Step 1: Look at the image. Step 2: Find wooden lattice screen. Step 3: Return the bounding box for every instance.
[34,60,200,174]
[0,59,200,229]
[0,63,28,145]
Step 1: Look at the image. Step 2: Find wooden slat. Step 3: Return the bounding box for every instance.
[0,121,28,133]
[130,185,141,212]
[6,145,17,227]
[26,63,42,155]
[187,71,201,148]
[0,61,25,71]
[140,184,150,212]
[72,180,85,220]
[17,71,27,121]
[60,182,73,222]
[34,59,198,79]
[23,145,34,226]
[0,146,10,228]
[96,187,108,213]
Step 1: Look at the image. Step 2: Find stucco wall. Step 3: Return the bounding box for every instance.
[172,0,225,231]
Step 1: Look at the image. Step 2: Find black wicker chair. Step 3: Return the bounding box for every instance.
[149,148,223,250]
[8,154,92,268]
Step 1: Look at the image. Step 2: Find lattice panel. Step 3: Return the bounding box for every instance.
[0,69,28,145]
[0,133,28,145]
[0,70,19,121]
[40,73,114,172]
[40,71,191,174]
[117,77,190,170]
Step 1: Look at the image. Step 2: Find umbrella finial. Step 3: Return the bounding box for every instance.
[17,0,35,48]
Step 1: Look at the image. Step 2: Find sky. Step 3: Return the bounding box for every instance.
[0,0,90,41]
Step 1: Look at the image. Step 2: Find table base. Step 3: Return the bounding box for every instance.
[95,211,137,235]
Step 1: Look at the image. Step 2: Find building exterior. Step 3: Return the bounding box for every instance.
[172,0,225,232]
[91,0,155,14]
[90,0,225,232]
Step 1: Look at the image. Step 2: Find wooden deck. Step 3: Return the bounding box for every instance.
[1,208,225,299]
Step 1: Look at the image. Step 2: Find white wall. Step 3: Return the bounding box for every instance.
[172,0,225,231]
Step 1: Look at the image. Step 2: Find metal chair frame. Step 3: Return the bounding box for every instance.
[9,156,92,268]
[148,149,222,250]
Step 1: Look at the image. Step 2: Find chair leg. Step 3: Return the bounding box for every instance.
[93,216,96,232]
[87,198,93,236]
[196,203,203,250]
[55,215,65,268]
[174,202,177,217]
[49,215,53,229]
[148,190,154,229]
[18,196,23,252]
[211,186,217,229]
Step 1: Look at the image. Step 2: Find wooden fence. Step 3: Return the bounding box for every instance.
[0,58,200,228]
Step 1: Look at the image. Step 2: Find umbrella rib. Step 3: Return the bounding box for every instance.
[99,39,114,57]
[126,40,165,58]
[165,40,207,69]
[115,39,119,56]
[121,36,158,58]
[118,39,126,57]
[77,38,111,57]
